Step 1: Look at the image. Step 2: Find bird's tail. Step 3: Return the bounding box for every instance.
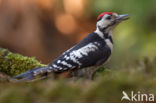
[11,66,52,82]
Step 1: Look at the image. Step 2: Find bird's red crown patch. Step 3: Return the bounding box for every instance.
[97,12,114,20]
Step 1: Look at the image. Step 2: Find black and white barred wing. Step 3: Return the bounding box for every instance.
[49,42,111,71]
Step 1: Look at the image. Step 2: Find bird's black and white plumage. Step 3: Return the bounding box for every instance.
[49,31,112,71]
[12,12,129,81]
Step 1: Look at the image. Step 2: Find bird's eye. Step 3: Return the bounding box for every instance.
[106,16,111,20]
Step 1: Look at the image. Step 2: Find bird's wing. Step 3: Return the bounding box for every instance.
[49,42,111,71]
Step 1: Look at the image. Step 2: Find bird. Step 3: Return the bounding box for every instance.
[12,12,129,81]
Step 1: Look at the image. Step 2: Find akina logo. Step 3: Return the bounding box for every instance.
[121,91,154,102]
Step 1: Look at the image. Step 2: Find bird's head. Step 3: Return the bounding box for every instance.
[96,12,129,32]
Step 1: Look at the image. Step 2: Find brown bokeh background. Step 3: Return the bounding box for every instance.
[0,0,95,64]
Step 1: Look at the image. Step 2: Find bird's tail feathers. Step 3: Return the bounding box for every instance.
[11,66,52,82]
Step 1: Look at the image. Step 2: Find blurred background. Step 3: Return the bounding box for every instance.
[0,0,155,69]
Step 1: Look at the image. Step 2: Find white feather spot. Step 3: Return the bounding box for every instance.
[61,61,72,68]
[58,67,62,70]
[94,42,100,46]
[69,54,82,65]
[52,64,62,70]
[52,64,57,68]
[64,55,70,60]
[105,39,113,52]
[49,66,53,69]
[57,60,61,63]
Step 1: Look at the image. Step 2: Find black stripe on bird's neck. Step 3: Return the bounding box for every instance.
[104,33,113,43]
[98,25,106,33]
[98,26,113,44]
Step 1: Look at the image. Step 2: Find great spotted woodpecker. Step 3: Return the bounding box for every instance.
[13,12,129,81]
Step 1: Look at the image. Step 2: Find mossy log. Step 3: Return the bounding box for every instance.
[0,48,47,76]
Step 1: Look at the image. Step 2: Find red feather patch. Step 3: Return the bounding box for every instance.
[97,12,114,20]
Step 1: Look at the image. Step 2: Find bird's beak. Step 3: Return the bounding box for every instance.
[116,14,129,21]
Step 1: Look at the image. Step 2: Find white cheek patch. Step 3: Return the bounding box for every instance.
[102,20,111,28]
[97,19,111,28]
[97,15,112,28]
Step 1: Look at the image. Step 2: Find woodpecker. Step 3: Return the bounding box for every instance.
[12,12,129,81]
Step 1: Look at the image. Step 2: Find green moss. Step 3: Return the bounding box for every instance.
[0,48,47,76]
